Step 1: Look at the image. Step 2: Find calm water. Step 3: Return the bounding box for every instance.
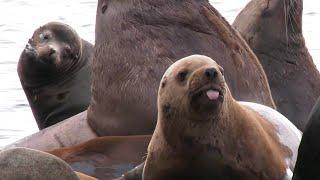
[0,0,319,148]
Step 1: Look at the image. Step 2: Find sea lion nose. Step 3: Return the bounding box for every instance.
[37,45,57,63]
[48,47,56,56]
[205,68,218,80]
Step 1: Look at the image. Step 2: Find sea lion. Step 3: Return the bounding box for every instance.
[233,0,320,130]
[293,97,320,180]
[3,111,97,152]
[143,55,301,180]
[48,135,151,179]
[87,0,275,136]
[18,22,93,129]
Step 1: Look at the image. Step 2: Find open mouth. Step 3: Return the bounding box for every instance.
[190,84,224,102]
[189,84,224,114]
[189,84,224,113]
[206,89,220,101]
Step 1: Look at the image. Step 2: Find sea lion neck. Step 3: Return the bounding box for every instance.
[156,91,239,151]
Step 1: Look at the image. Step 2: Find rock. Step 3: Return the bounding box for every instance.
[0,147,79,180]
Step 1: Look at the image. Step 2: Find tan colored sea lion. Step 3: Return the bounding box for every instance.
[143,55,300,180]
[48,135,151,179]
[233,0,320,130]
[87,0,275,136]
[18,22,93,129]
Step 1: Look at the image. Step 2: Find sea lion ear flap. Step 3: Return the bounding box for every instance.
[161,76,167,89]
[218,65,224,76]
[100,0,109,14]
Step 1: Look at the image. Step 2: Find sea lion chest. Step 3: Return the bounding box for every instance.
[145,102,301,180]
[145,149,261,180]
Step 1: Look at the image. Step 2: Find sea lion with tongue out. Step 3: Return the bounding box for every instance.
[17,22,93,129]
[142,55,301,180]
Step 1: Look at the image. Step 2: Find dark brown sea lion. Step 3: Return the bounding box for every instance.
[143,55,300,180]
[233,0,320,130]
[48,135,151,179]
[293,97,320,180]
[18,22,93,129]
[87,0,275,136]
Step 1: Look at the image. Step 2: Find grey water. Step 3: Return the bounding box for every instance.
[0,0,319,148]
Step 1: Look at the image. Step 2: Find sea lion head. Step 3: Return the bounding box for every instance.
[233,0,302,46]
[23,22,82,70]
[158,55,227,122]
[18,22,83,85]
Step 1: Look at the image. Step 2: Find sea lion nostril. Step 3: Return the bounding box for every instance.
[205,68,217,80]
[49,48,56,56]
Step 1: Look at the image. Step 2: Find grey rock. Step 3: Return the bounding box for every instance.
[0,147,79,180]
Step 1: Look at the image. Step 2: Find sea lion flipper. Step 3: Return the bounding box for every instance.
[115,162,144,180]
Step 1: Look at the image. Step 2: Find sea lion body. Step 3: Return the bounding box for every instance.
[233,0,320,130]
[144,55,300,180]
[293,97,320,180]
[3,111,97,152]
[88,0,275,136]
[18,22,93,129]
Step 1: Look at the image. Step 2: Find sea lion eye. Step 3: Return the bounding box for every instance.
[177,71,188,82]
[40,33,51,41]
[101,0,108,14]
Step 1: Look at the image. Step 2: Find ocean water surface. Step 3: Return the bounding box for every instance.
[0,0,319,148]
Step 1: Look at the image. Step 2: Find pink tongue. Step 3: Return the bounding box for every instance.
[206,90,219,100]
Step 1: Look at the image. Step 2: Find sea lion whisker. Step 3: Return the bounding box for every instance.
[283,0,289,48]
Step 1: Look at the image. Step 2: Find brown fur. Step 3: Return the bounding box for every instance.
[233,0,320,130]
[48,135,151,179]
[87,0,275,136]
[144,55,289,180]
